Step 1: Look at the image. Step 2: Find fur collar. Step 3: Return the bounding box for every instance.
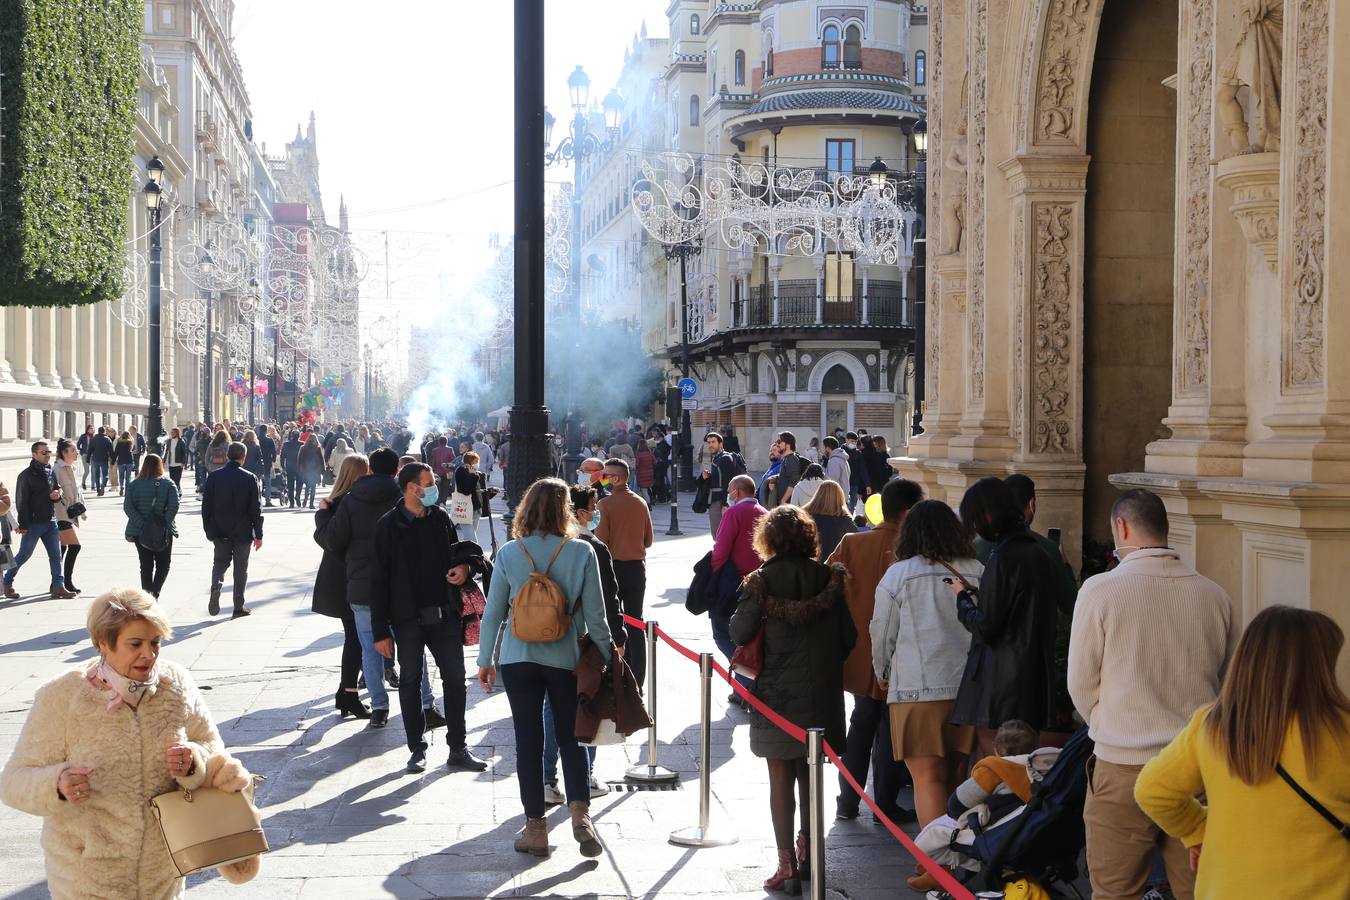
[743,562,848,625]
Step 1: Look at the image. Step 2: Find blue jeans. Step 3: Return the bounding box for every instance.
[117,463,134,487]
[709,602,752,691]
[351,605,432,711]
[543,695,595,784]
[5,521,63,590]
[91,461,109,492]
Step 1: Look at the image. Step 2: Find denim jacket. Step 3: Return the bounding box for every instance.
[870,555,984,703]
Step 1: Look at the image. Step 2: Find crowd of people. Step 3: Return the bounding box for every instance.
[0,412,1346,900]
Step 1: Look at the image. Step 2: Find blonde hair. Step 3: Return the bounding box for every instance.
[803,480,849,518]
[330,453,370,500]
[87,589,172,651]
[511,477,578,540]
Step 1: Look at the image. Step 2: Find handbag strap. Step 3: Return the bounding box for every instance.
[1275,764,1350,839]
[937,559,977,594]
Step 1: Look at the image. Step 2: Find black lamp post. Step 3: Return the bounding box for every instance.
[201,243,215,427]
[142,156,165,447]
[910,118,928,436]
[544,66,624,479]
[246,278,259,426]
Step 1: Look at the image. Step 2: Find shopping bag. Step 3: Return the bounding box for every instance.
[448,492,474,526]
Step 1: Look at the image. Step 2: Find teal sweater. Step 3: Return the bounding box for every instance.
[477,533,614,670]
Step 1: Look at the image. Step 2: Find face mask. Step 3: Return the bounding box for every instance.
[588,509,601,531]
[419,484,439,507]
[575,469,589,486]
[846,442,856,450]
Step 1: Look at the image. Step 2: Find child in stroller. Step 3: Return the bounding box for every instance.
[910,720,1057,892]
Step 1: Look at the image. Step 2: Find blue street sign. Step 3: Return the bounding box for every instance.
[678,378,698,399]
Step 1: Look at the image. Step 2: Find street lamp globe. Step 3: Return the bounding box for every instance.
[912,118,928,156]
[544,108,556,146]
[143,179,162,210]
[567,65,590,113]
[201,241,215,276]
[603,88,624,132]
[868,155,889,191]
[146,155,165,186]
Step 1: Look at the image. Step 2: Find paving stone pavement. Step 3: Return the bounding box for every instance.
[0,472,925,899]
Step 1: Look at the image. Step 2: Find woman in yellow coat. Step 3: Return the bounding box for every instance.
[1135,605,1350,900]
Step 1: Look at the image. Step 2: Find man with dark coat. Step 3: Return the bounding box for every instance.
[3,441,76,599]
[76,426,94,489]
[88,426,114,497]
[280,430,302,507]
[843,432,869,507]
[163,428,188,492]
[200,442,263,618]
[826,478,923,822]
[369,462,488,774]
[255,425,278,507]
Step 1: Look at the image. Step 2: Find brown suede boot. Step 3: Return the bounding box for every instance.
[513,817,549,856]
[569,800,602,857]
[906,863,954,893]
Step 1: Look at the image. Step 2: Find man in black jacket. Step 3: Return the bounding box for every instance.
[3,442,76,599]
[279,430,302,507]
[369,462,488,774]
[843,432,869,509]
[255,425,278,507]
[200,442,263,618]
[88,426,114,496]
[163,427,188,492]
[76,425,94,489]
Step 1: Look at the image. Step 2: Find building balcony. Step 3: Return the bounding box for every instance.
[195,111,221,152]
[738,280,911,329]
[195,180,220,213]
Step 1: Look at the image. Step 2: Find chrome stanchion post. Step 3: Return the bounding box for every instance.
[626,620,677,783]
[670,652,738,847]
[807,728,826,900]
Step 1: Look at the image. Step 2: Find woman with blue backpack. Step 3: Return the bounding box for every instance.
[123,454,179,598]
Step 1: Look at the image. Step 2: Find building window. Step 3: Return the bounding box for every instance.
[825,138,855,179]
[766,48,774,76]
[915,51,926,85]
[821,24,841,69]
[825,252,856,304]
[844,25,862,69]
[735,50,746,85]
[690,95,700,127]
[16,409,27,441]
[690,13,700,35]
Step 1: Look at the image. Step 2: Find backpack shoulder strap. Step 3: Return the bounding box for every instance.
[518,542,539,573]
[542,537,569,576]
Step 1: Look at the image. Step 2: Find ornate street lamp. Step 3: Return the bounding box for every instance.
[142,157,165,446]
[868,155,889,192]
[201,244,216,425]
[912,117,928,156]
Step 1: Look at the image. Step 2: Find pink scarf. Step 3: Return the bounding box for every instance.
[86,660,159,712]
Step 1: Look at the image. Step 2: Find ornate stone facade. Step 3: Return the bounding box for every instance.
[897,0,1350,684]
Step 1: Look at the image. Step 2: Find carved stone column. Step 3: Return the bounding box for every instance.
[58,307,81,391]
[0,308,12,384]
[34,309,62,389]
[95,302,116,395]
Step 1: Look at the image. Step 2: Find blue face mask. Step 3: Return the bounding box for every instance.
[419,484,439,508]
[588,509,601,532]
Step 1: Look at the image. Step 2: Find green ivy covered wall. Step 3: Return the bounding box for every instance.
[0,0,140,307]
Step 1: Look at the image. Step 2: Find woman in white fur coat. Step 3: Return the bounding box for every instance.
[0,588,260,898]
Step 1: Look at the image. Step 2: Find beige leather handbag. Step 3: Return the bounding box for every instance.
[149,777,268,876]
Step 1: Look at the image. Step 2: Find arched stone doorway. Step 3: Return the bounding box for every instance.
[1081,0,1178,545]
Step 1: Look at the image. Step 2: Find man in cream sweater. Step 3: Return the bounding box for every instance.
[1068,488,1240,900]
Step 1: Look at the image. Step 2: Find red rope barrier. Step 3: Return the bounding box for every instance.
[621,614,975,900]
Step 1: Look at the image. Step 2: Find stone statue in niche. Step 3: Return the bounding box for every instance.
[1216,0,1282,153]
[939,77,969,256]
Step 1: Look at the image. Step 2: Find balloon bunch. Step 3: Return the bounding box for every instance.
[296,408,318,428]
[227,374,251,399]
[296,373,345,414]
[253,380,269,398]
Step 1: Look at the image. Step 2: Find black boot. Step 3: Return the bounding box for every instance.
[335,689,371,719]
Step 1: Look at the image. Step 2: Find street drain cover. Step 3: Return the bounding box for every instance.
[610,780,683,792]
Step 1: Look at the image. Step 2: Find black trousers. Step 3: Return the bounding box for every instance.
[395,617,467,752]
[501,661,588,818]
[339,607,361,691]
[286,472,301,505]
[136,537,172,598]
[168,466,183,492]
[613,558,647,688]
[210,538,251,610]
[837,695,911,817]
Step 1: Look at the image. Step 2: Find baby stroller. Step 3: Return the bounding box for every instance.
[933,726,1094,899]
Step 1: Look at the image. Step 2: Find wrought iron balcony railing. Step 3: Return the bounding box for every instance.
[738,280,911,329]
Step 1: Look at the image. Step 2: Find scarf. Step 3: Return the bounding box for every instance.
[87,659,160,712]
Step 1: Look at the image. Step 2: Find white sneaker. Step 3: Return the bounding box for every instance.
[588,775,611,798]
[543,781,565,806]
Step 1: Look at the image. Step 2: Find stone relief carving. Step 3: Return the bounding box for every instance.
[1216,0,1282,154]
[940,76,970,257]
[1181,0,1214,395]
[969,0,987,402]
[1032,204,1073,454]
[1035,0,1095,144]
[927,4,943,408]
[1287,0,1327,391]
[1013,204,1026,443]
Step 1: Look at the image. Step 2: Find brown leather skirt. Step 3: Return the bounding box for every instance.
[889,699,976,760]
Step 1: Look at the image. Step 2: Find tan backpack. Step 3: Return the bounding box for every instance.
[511,539,577,643]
